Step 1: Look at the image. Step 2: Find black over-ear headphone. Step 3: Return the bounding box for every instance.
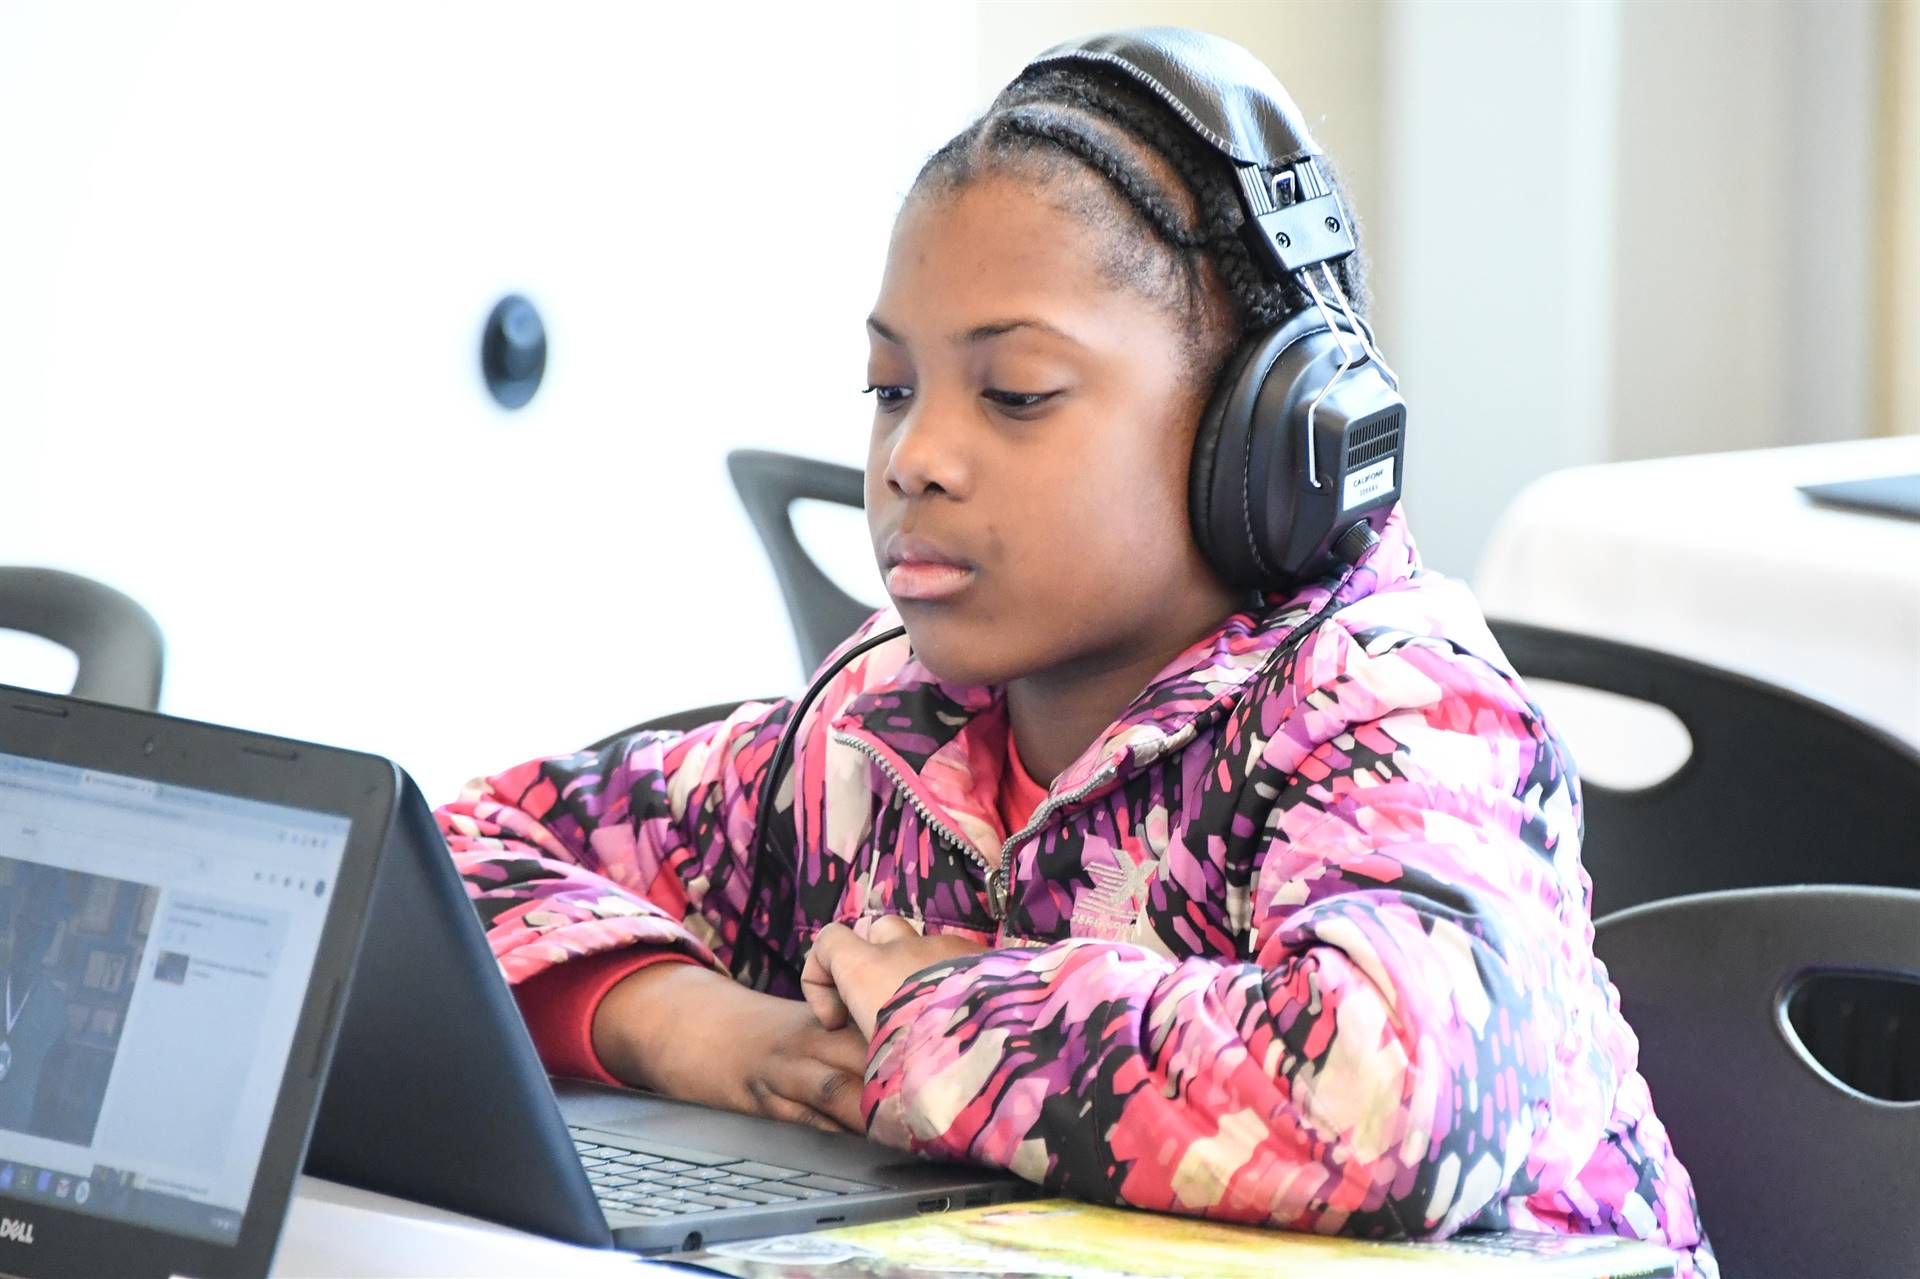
[1025,28,1407,590]
[732,29,1408,980]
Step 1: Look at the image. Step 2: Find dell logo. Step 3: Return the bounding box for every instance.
[0,1217,33,1245]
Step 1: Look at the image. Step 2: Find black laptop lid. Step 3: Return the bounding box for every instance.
[305,774,612,1248]
[0,687,393,1279]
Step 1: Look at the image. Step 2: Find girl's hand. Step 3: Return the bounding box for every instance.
[593,962,869,1132]
[802,916,988,1038]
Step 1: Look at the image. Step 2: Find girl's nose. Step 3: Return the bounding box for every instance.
[885,400,972,500]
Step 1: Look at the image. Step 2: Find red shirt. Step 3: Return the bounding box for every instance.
[995,732,1052,837]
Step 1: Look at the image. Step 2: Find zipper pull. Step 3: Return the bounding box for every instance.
[987,865,1009,920]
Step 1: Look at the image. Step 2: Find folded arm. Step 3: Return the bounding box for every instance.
[863,630,1611,1239]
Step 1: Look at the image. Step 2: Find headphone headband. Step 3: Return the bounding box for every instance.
[1023,27,1354,279]
[1025,27,1321,168]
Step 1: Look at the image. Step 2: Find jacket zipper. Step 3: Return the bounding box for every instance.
[832,730,997,891]
[837,729,1128,922]
[988,762,1120,919]
[819,577,1361,928]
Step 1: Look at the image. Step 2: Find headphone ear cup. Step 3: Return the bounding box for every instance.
[1189,336,1271,588]
[1189,311,1330,588]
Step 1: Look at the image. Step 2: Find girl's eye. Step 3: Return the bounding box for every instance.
[862,384,912,408]
[861,385,1058,414]
[982,389,1057,412]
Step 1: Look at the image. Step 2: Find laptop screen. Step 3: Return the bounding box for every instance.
[0,750,349,1246]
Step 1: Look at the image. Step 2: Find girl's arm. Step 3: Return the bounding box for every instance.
[437,695,795,989]
[862,620,1668,1244]
[438,610,902,997]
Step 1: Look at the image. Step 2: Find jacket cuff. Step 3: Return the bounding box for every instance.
[862,954,987,1154]
[512,947,700,1086]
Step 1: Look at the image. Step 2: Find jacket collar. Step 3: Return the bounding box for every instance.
[830,506,1423,850]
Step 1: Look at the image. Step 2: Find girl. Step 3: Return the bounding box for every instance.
[440,29,1712,1274]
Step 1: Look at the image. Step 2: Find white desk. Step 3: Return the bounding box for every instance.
[1476,436,1920,748]
[272,1177,663,1277]
[271,1178,1683,1278]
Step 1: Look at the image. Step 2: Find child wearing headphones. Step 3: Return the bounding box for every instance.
[438,30,1712,1275]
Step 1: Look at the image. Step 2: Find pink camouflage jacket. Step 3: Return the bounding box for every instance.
[436,507,1712,1272]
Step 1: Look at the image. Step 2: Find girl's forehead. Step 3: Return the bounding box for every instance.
[897,173,1100,243]
[874,171,1207,363]
[883,177,1123,303]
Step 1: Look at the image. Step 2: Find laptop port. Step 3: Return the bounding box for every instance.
[814,1215,845,1225]
[917,1196,952,1214]
[962,1191,991,1207]
[680,1231,702,1251]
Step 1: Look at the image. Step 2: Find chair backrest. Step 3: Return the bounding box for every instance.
[1487,619,1920,919]
[0,568,165,710]
[726,449,873,674]
[1594,886,1920,1279]
[585,699,759,753]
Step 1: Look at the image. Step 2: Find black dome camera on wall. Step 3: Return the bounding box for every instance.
[481,294,546,409]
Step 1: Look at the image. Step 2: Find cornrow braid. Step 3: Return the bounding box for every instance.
[912,60,1368,380]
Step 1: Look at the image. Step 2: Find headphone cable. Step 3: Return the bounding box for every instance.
[732,623,908,984]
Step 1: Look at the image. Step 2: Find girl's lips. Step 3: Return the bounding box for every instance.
[886,561,975,601]
[882,532,975,601]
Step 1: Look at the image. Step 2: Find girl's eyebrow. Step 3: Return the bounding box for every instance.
[865,315,1083,348]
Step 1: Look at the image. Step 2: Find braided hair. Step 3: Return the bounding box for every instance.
[911,61,1368,387]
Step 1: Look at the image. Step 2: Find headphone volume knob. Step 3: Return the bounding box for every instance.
[1334,521,1381,566]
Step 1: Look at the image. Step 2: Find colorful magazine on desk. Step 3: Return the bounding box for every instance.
[679,1200,1679,1279]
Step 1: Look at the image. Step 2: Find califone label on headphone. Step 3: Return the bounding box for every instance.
[1342,458,1396,512]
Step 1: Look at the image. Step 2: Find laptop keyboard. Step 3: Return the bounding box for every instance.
[569,1126,880,1220]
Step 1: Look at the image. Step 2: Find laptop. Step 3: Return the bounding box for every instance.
[0,685,394,1279]
[307,774,1030,1255]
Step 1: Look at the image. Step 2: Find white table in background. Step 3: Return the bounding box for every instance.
[1475,436,1920,748]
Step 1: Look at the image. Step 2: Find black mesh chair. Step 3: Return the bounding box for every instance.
[726,449,873,675]
[0,568,165,710]
[1595,886,1920,1279]
[1488,619,1920,918]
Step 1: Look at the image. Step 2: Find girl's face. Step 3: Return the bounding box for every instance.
[864,171,1240,690]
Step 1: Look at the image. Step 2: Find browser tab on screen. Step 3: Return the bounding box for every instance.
[77,770,158,801]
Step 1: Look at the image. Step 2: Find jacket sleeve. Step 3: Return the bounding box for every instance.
[437,695,805,989]
[437,610,902,994]
[863,619,1618,1241]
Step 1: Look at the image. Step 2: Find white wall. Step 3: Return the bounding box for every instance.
[1377,0,1621,578]
[1610,0,1883,460]
[0,1,973,799]
[1879,0,1919,437]
[1379,0,1885,576]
